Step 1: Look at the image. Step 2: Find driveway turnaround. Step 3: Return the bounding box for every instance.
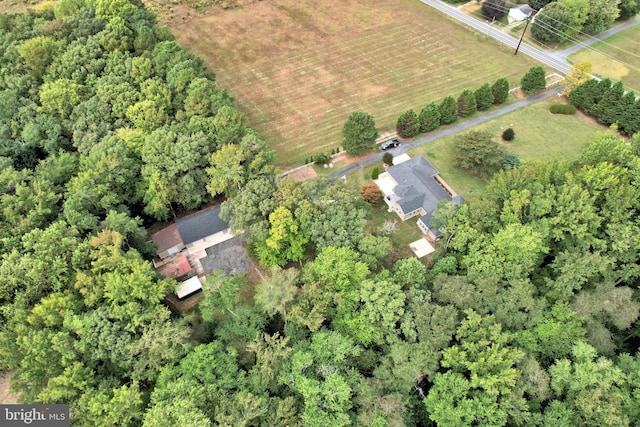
[329,86,563,179]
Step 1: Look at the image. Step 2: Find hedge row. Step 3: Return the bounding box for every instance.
[549,104,577,115]
[569,78,640,136]
[395,77,510,138]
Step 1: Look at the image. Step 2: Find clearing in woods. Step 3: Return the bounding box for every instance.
[159,1,541,168]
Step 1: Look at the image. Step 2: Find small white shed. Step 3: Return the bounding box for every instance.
[176,276,202,300]
[508,4,533,24]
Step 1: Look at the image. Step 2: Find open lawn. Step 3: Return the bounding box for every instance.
[569,24,640,93]
[0,0,42,13]
[409,97,609,201]
[147,0,541,169]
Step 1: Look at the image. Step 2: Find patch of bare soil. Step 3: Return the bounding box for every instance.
[0,371,20,404]
[459,1,482,13]
[288,166,318,182]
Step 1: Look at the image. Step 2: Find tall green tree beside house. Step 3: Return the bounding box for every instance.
[342,111,379,154]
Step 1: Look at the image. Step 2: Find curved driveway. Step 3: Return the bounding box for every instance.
[329,86,562,179]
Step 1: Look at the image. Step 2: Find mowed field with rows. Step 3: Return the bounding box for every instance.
[155,0,541,168]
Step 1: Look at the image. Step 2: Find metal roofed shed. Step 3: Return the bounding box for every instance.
[175,276,203,300]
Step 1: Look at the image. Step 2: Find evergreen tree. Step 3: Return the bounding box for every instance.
[396,109,419,138]
[457,89,477,117]
[595,80,625,125]
[439,96,458,124]
[492,77,510,104]
[474,83,494,111]
[342,111,379,154]
[418,102,441,132]
[521,66,546,94]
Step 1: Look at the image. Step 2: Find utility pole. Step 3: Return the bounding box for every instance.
[514,17,530,55]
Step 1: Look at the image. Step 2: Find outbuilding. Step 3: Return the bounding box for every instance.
[508,4,533,24]
[175,276,203,300]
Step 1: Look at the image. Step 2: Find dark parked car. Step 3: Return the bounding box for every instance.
[380,139,400,150]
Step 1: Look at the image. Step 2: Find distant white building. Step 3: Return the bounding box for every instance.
[508,4,533,24]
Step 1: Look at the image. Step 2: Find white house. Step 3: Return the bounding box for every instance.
[508,4,533,24]
[375,156,464,240]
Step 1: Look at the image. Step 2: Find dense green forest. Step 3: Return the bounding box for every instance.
[1,0,640,426]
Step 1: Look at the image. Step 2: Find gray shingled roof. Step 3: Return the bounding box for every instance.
[512,4,533,14]
[386,156,452,216]
[175,205,229,245]
[386,156,466,235]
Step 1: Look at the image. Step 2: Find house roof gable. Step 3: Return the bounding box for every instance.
[386,156,453,215]
[150,223,183,253]
[175,205,229,245]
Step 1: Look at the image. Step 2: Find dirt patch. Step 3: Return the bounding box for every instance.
[287,166,318,182]
[0,371,20,404]
[459,1,482,13]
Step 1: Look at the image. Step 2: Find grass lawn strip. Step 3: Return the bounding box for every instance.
[569,24,640,92]
[407,97,609,202]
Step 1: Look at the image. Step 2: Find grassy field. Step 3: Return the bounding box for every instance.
[0,0,42,13]
[408,97,609,202]
[569,24,640,93]
[146,0,541,169]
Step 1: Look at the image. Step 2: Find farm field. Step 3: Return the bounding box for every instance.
[569,24,640,93]
[0,0,38,14]
[410,97,609,201]
[146,0,541,169]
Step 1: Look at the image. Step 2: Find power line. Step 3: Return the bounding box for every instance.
[488,3,640,62]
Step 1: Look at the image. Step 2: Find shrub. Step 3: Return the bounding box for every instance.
[475,83,494,111]
[549,104,577,114]
[502,128,515,141]
[314,153,330,164]
[492,77,510,104]
[396,109,419,138]
[457,89,477,117]
[382,152,394,166]
[439,96,458,124]
[502,152,521,169]
[359,183,384,206]
[371,166,382,179]
[418,102,441,132]
[521,66,546,94]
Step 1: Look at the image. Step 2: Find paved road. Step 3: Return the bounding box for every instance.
[557,16,640,58]
[419,0,571,74]
[329,86,563,179]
